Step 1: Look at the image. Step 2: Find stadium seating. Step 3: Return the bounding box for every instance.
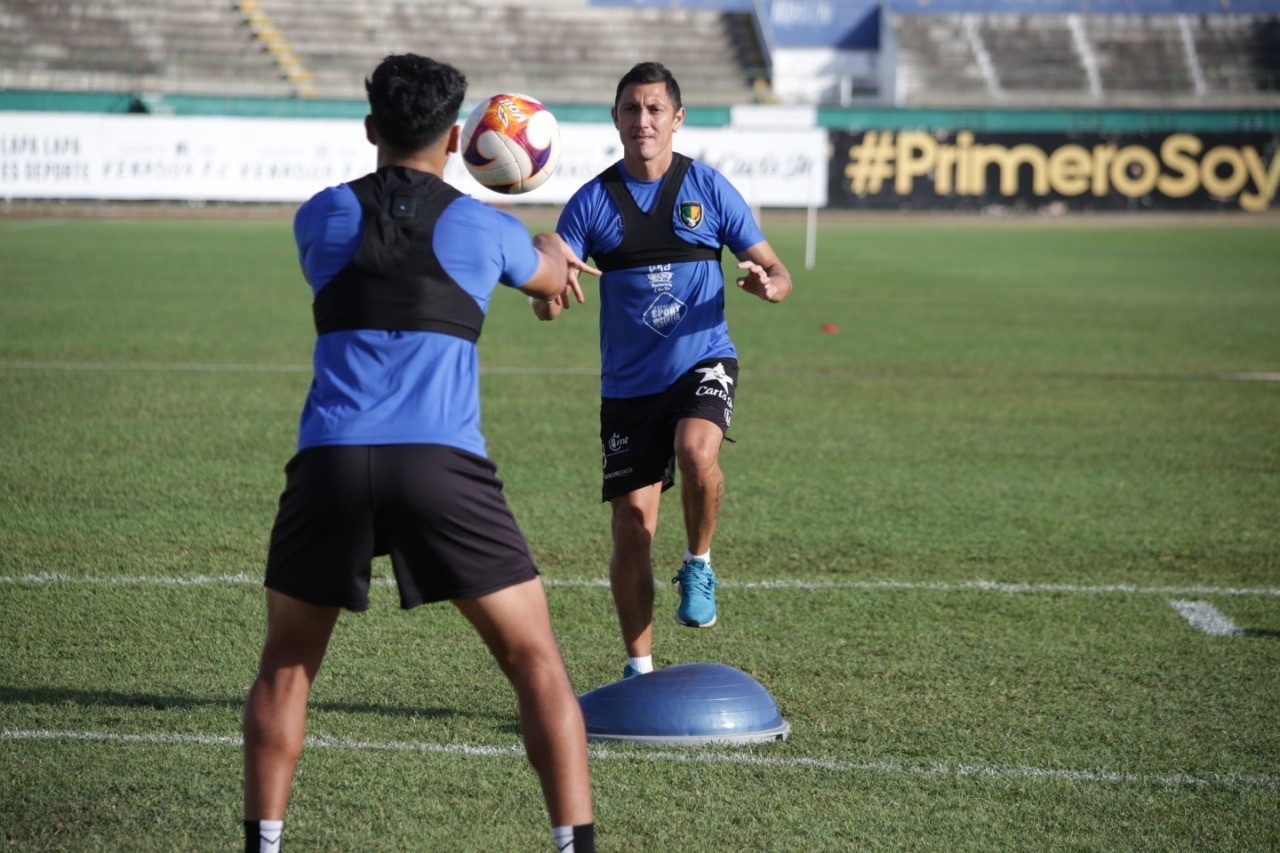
[266,0,761,104]
[1192,13,1280,99]
[887,9,1280,107]
[0,0,1275,108]
[0,0,288,98]
[0,0,762,106]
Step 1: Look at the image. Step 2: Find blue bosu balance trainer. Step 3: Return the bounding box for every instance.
[578,662,790,746]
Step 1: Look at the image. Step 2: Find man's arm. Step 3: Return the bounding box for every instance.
[734,239,793,304]
[519,232,600,317]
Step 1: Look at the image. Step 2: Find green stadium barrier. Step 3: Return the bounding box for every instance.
[3,89,1275,134]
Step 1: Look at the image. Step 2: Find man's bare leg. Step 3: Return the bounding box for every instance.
[454,578,593,829]
[608,482,662,658]
[243,590,341,821]
[675,417,725,556]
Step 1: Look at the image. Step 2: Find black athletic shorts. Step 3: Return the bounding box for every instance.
[265,444,538,611]
[599,358,738,502]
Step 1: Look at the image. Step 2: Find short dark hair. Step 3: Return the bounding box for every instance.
[613,62,682,113]
[365,54,467,153]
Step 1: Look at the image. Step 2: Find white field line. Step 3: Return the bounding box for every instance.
[2,573,1279,598]
[1,361,1278,382]
[5,729,1277,792]
[1170,600,1247,636]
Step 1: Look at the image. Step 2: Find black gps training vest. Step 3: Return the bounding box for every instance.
[312,166,485,343]
[592,153,722,272]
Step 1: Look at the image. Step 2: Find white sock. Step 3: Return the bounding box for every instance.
[553,824,596,852]
[257,820,282,853]
[684,550,711,565]
[627,655,653,674]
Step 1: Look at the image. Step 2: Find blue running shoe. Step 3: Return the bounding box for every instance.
[622,663,643,679]
[672,558,718,627]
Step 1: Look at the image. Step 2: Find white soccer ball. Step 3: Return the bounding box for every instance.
[459,93,561,194]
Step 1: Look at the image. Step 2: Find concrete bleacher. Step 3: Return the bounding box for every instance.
[1084,15,1195,98]
[0,0,288,98]
[0,0,157,93]
[0,0,761,106]
[887,6,1280,107]
[889,15,987,103]
[263,0,761,105]
[981,15,1091,99]
[1,0,1276,110]
[1192,13,1280,97]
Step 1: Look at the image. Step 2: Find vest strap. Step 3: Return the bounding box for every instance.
[593,154,722,272]
[313,166,484,343]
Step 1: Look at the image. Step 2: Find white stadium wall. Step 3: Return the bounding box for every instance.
[0,112,829,208]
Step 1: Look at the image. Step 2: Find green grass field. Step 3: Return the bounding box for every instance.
[1,210,1278,850]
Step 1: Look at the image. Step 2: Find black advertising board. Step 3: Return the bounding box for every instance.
[828,129,1280,213]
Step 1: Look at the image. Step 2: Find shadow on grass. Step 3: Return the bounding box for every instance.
[0,685,500,722]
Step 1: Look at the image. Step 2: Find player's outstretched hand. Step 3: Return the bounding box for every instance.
[532,233,600,320]
[558,251,601,309]
[736,260,782,302]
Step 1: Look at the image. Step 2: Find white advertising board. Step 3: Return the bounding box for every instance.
[0,112,827,207]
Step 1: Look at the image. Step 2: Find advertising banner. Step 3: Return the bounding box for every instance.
[828,129,1280,213]
[0,112,827,208]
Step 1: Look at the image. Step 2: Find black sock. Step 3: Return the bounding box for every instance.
[573,823,595,853]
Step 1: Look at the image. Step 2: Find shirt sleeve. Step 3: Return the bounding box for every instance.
[493,208,542,288]
[555,182,597,261]
[434,196,541,302]
[709,168,766,255]
[293,184,363,294]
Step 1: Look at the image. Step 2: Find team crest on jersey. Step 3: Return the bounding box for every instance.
[678,201,704,229]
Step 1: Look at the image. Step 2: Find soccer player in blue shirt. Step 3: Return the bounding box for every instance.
[537,62,792,680]
[242,54,597,853]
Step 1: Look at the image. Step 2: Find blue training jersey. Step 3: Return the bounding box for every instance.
[292,181,540,457]
[557,158,765,398]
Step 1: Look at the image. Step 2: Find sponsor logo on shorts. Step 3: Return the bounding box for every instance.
[603,432,630,469]
[604,467,634,480]
[695,362,735,393]
[695,362,735,425]
[695,385,732,403]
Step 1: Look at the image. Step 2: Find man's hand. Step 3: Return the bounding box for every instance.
[530,233,599,321]
[531,294,562,321]
[735,259,790,303]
